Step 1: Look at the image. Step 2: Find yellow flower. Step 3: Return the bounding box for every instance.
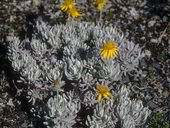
[67,7,81,17]
[94,0,107,10]
[100,40,119,59]
[60,0,76,11]
[96,84,112,102]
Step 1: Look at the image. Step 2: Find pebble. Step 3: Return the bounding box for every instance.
[148,20,156,27]
[163,16,168,22]
[7,98,14,107]
[130,7,139,20]
[144,49,151,58]
[150,38,158,43]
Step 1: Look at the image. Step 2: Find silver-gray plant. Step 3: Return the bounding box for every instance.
[116,86,151,128]
[7,20,150,127]
[8,20,145,84]
[44,91,81,128]
[87,86,151,128]
[86,99,118,128]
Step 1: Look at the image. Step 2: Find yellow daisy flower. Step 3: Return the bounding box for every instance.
[67,7,81,17]
[100,40,119,59]
[94,0,107,10]
[96,84,112,102]
[60,0,76,11]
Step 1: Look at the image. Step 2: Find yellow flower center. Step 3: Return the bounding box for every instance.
[104,41,116,50]
[100,40,119,59]
[96,85,112,102]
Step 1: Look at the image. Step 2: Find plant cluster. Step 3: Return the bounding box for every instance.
[7,0,151,127]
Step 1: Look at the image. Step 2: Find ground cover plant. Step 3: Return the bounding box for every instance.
[0,0,169,127]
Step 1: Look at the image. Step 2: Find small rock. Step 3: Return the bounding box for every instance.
[148,20,156,27]
[150,38,158,43]
[140,36,146,40]
[7,99,14,107]
[144,49,151,58]
[163,16,168,22]
[130,7,139,20]
[122,7,128,11]
[32,0,41,6]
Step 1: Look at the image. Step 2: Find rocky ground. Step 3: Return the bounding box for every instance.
[0,0,170,127]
